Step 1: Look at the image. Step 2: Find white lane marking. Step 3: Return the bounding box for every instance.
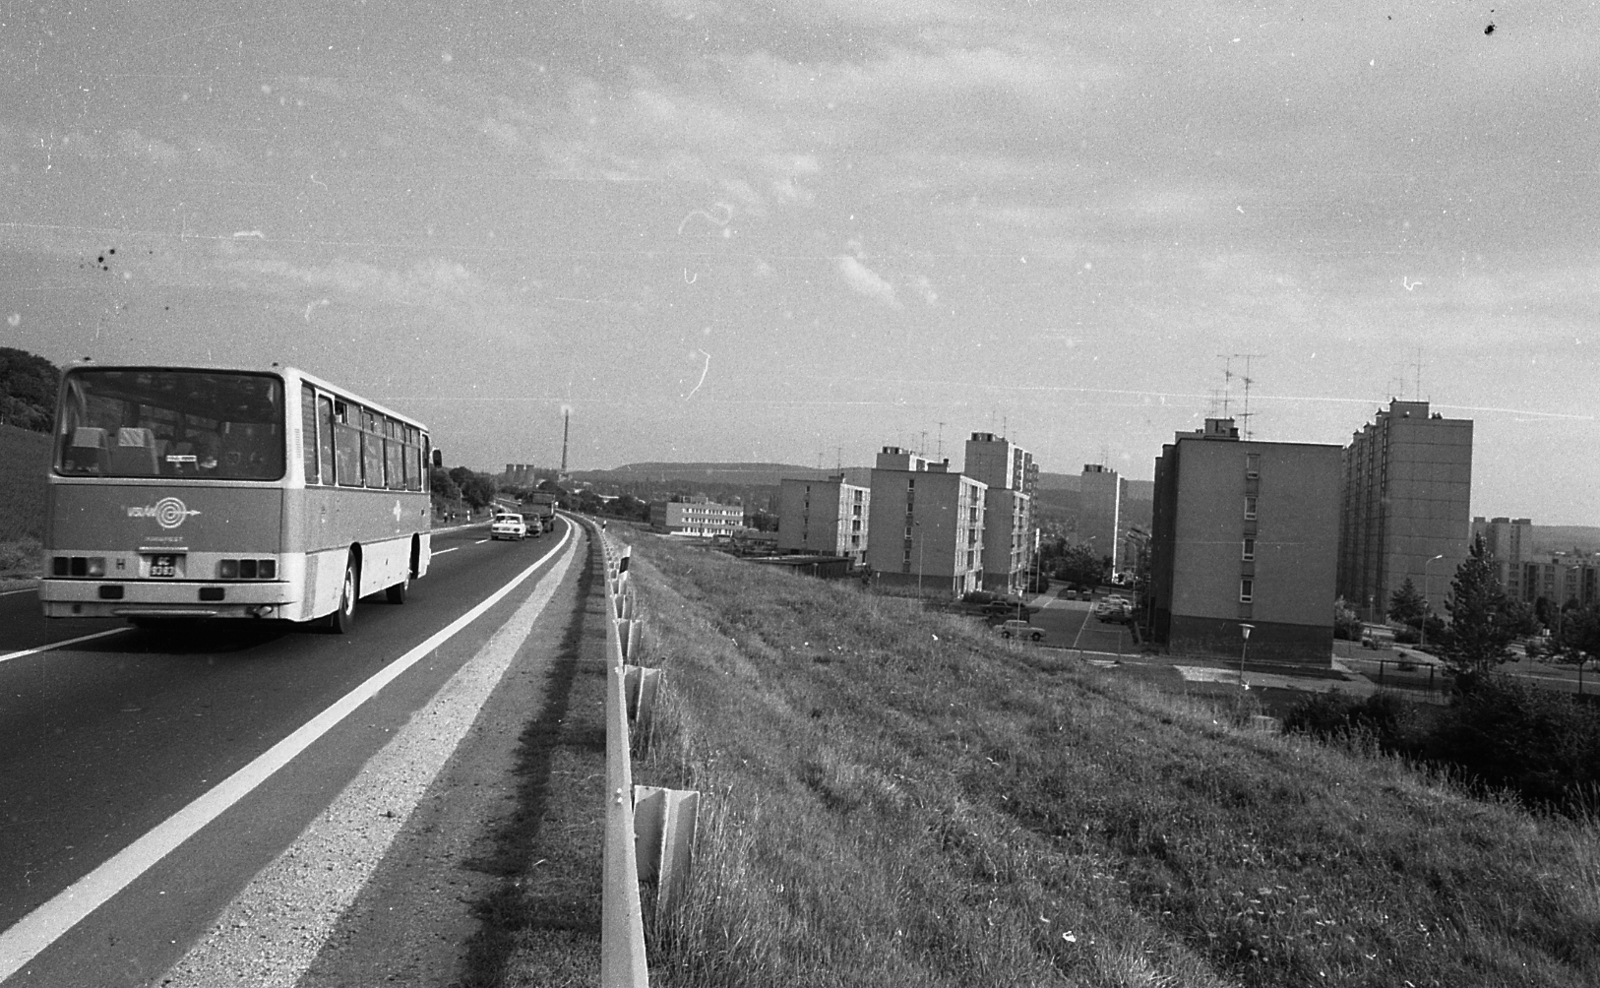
[161,533,579,986]
[431,547,459,556]
[0,526,575,980]
[474,539,489,544]
[0,628,130,666]
[0,586,39,597]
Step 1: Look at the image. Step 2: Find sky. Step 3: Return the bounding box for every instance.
[2,1,1598,522]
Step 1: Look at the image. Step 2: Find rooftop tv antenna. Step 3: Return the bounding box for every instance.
[1412,347,1425,401]
[936,421,945,459]
[1218,353,1266,439]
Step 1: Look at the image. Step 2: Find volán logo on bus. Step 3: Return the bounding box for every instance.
[125,496,202,530]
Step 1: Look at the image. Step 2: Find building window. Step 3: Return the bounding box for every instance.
[1244,496,1257,520]
[1242,538,1255,561]
[1245,452,1260,478]
[1240,578,1254,603]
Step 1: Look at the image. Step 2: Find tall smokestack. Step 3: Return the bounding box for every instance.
[561,409,570,475]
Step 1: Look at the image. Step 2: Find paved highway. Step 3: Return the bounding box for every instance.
[0,518,586,987]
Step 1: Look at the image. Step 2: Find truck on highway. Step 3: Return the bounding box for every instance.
[520,491,558,534]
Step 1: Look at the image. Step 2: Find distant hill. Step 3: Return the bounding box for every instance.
[579,462,858,488]
[1530,526,1600,556]
[1036,471,1155,501]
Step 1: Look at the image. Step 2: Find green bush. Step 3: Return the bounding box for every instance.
[1283,690,1415,750]
[1425,675,1600,812]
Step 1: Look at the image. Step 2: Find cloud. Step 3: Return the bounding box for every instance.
[836,254,902,309]
[216,248,498,313]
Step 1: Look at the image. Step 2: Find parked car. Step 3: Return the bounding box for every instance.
[490,514,528,540]
[1093,600,1131,623]
[997,619,1045,642]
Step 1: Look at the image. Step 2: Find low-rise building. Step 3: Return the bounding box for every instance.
[650,496,745,537]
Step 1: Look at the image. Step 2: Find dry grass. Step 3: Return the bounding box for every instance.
[621,534,1600,988]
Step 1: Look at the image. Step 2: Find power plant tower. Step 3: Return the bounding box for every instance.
[560,409,570,477]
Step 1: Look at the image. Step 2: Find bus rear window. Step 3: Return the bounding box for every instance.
[55,369,286,480]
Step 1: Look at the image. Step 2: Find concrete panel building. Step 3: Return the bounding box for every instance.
[867,447,986,595]
[964,432,1037,593]
[1148,418,1341,664]
[1471,515,1533,601]
[777,475,870,564]
[1337,400,1473,623]
[1080,464,1127,575]
[650,497,745,537]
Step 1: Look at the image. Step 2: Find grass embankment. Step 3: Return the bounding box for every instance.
[0,423,49,579]
[614,534,1599,988]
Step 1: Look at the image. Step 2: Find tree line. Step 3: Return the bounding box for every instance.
[0,348,60,432]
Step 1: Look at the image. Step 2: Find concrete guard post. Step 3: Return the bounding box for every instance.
[599,533,649,987]
[624,665,662,727]
[632,786,701,921]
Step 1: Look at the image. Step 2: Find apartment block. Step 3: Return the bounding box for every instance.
[650,497,745,537]
[1522,555,1600,609]
[964,432,1037,593]
[1148,418,1341,664]
[1080,464,1127,574]
[1471,515,1533,601]
[866,447,987,595]
[1337,400,1473,623]
[777,475,871,564]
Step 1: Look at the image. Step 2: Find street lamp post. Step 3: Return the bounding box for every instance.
[1422,553,1445,648]
[1239,623,1255,689]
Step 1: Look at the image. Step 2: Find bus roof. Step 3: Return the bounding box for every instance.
[62,362,430,432]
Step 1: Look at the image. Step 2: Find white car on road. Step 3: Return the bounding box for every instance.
[490,514,528,541]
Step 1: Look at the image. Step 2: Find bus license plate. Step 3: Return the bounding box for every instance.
[149,555,179,578]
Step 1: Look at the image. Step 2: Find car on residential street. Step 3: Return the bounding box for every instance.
[490,513,528,540]
[997,619,1045,642]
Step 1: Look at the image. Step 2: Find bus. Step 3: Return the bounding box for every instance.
[40,363,432,633]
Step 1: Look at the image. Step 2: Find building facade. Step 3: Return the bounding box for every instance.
[866,447,987,595]
[1079,464,1127,576]
[776,475,870,564]
[964,433,1037,593]
[1471,515,1533,601]
[1148,418,1341,664]
[650,497,745,537]
[1337,400,1474,623]
[1522,555,1600,609]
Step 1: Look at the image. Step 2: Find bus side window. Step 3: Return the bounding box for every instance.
[318,395,335,484]
[301,385,319,484]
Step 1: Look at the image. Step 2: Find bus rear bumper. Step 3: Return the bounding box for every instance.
[40,579,300,620]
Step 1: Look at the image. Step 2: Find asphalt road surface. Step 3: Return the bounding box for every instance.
[0,518,586,987]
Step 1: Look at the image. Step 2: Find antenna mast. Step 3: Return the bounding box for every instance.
[1219,353,1266,439]
[561,409,570,476]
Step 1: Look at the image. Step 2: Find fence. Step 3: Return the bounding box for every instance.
[595,523,700,988]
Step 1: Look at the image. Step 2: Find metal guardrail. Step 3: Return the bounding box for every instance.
[595,524,700,988]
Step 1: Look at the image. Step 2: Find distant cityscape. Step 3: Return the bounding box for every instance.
[501,396,1598,668]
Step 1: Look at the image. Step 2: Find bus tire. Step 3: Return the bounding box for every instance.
[385,571,410,604]
[326,558,358,634]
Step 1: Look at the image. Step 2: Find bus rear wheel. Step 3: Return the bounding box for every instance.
[326,558,358,634]
[385,571,410,604]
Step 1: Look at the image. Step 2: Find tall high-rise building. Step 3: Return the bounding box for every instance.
[1079,464,1127,574]
[964,433,1037,593]
[1471,515,1533,601]
[1337,400,1473,623]
[777,475,871,564]
[866,447,986,595]
[1148,418,1341,664]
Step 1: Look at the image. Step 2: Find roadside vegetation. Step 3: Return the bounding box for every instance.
[0,422,49,580]
[617,532,1599,988]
